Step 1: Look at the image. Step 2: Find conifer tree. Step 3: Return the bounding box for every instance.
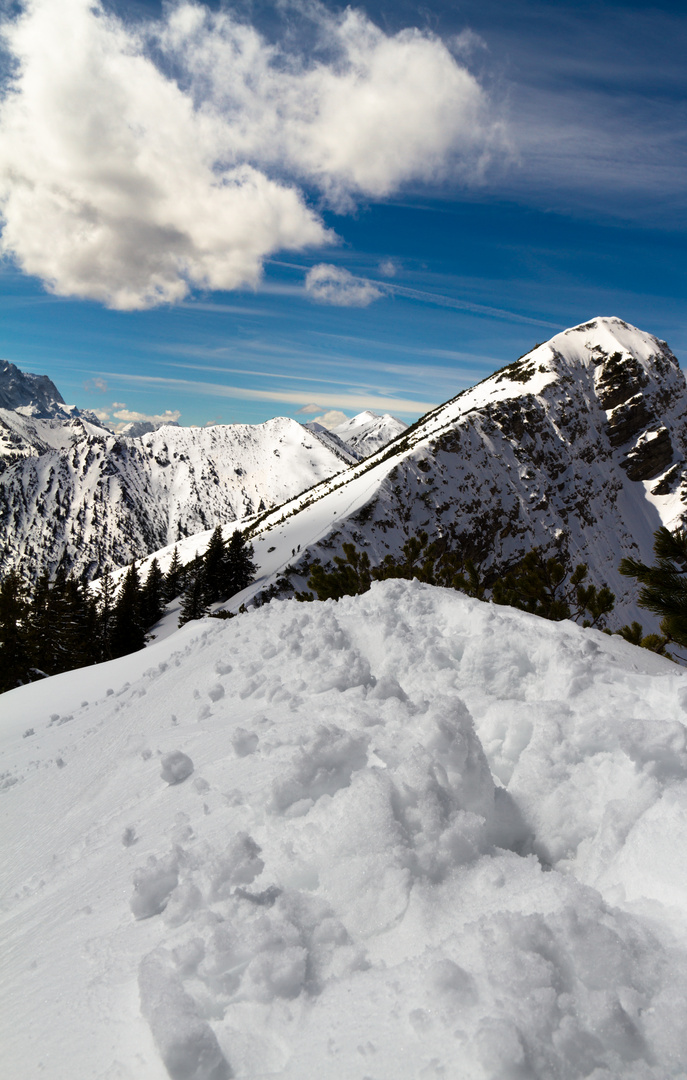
[225,529,257,598]
[203,525,229,604]
[164,546,184,602]
[110,563,145,658]
[620,526,687,649]
[299,544,371,601]
[178,567,209,626]
[95,566,116,662]
[0,571,32,692]
[26,571,54,674]
[141,558,165,628]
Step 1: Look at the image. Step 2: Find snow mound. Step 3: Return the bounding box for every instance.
[3,580,687,1078]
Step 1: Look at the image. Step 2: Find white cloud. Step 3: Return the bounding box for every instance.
[309,410,349,429]
[112,406,181,425]
[378,259,399,277]
[305,264,383,307]
[95,403,181,432]
[84,377,108,392]
[0,1,497,309]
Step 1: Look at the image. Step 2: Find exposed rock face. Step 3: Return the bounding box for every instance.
[621,427,674,481]
[0,359,66,416]
[232,317,687,626]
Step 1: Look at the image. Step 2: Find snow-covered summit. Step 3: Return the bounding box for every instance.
[3,580,687,1077]
[330,409,407,457]
[305,409,406,460]
[0,358,66,417]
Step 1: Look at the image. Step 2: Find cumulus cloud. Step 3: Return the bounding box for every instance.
[95,403,181,432]
[305,264,383,307]
[308,409,349,429]
[0,0,497,309]
[378,259,399,277]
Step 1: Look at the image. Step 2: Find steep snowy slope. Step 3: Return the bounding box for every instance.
[0,413,356,581]
[204,317,686,625]
[3,582,687,1079]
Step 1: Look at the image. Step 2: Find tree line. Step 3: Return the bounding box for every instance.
[2,520,685,694]
[0,526,255,693]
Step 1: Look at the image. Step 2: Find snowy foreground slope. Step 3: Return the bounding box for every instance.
[3,582,687,1079]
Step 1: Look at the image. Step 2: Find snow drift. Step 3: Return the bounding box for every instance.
[3,581,687,1078]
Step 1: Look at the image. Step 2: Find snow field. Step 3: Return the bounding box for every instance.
[3,580,687,1077]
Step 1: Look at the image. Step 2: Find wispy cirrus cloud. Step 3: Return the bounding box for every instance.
[98,371,435,415]
[0,0,500,310]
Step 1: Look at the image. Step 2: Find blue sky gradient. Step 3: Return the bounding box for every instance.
[0,0,685,429]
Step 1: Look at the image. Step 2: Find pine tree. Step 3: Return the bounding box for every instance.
[0,571,32,692]
[141,558,165,628]
[110,563,145,658]
[95,566,116,662]
[25,571,55,674]
[164,546,184,602]
[225,530,257,598]
[620,526,687,650]
[178,567,209,626]
[203,525,229,604]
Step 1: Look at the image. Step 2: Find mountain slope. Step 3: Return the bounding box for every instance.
[210,317,687,625]
[3,581,687,1078]
[0,412,356,581]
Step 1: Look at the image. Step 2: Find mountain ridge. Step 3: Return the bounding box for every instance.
[198,316,687,627]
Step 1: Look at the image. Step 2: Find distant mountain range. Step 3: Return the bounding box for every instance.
[0,359,406,581]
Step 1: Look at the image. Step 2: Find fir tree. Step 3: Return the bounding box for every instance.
[95,566,116,662]
[225,530,257,598]
[164,546,184,602]
[0,571,32,692]
[141,558,165,628]
[25,571,54,674]
[110,563,145,658]
[178,567,209,626]
[203,526,229,604]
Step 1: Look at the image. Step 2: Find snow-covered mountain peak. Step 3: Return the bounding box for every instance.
[0,358,66,417]
[193,316,687,629]
[330,409,407,457]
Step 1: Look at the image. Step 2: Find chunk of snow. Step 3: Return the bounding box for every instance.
[161,751,194,785]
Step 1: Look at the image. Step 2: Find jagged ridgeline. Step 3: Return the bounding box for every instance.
[0,358,397,581]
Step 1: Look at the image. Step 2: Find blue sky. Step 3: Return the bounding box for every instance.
[0,0,685,429]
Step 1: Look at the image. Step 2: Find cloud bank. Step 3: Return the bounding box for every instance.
[0,0,497,310]
[305,264,383,307]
